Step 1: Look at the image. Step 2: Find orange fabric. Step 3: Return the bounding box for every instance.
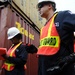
[7,45,16,57]
[37,13,60,55]
[2,63,14,71]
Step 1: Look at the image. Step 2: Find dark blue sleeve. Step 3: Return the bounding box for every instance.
[63,10,75,31]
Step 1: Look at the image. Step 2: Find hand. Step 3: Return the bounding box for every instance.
[46,61,67,75]
[47,53,75,75]
[25,44,38,54]
[58,53,75,67]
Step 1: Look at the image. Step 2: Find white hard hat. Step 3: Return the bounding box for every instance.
[7,27,20,40]
[37,0,56,8]
[38,0,55,4]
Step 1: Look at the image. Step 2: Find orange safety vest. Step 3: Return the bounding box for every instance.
[2,42,27,71]
[37,13,60,55]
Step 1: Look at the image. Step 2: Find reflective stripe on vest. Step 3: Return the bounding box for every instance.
[3,42,22,71]
[37,13,60,55]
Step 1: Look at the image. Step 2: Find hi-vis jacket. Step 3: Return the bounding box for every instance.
[37,10,75,56]
[2,42,28,71]
[38,13,60,55]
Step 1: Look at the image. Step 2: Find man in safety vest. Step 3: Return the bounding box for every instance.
[36,0,75,75]
[1,27,28,75]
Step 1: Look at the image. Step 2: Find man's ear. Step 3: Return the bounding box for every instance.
[48,4,52,9]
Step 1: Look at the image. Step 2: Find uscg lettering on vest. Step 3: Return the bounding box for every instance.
[40,36,59,47]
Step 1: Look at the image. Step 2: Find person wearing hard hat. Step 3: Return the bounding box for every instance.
[1,27,28,75]
[36,0,75,75]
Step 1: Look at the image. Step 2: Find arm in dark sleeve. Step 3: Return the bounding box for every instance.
[57,53,75,68]
[47,53,75,73]
[7,45,28,65]
[63,10,75,31]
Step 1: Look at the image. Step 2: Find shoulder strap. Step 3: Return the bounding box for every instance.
[10,42,22,56]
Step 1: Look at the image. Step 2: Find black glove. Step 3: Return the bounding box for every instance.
[47,53,75,75]
[58,53,75,66]
[25,44,38,54]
